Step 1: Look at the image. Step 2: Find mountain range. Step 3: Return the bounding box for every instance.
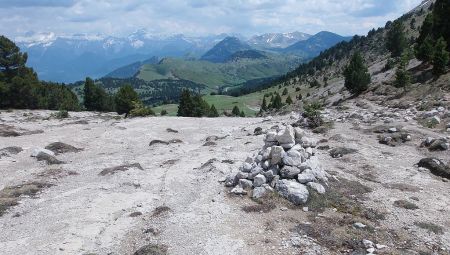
[16,30,350,83]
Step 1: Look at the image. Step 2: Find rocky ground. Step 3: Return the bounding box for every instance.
[0,99,449,255]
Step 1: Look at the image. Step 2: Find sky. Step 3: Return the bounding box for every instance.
[0,0,423,40]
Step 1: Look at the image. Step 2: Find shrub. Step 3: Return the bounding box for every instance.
[303,102,324,128]
[52,110,69,119]
[129,101,154,117]
[160,109,168,116]
[232,105,241,116]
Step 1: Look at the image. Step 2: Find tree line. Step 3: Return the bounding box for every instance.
[0,35,79,110]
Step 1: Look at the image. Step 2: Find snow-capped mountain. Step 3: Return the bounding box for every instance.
[16,30,229,83]
[14,30,310,83]
[248,32,311,49]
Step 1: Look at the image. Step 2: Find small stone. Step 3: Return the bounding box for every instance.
[367,248,375,253]
[302,207,309,212]
[239,179,253,190]
[353,222,367,229]
[231,186,247,195]
[252,187,267,199]
[280,207,288,211]
[31,148,55,157]
[388,127,398,133]
[376,244,388,249]
[253,174,267,187]
[298,169,317,184]
[307,182,325,194]
[276,179,309,205]
[276,125,295,145]
[290,236,302,247]
[270,146,285,166]
[363,239,374,249]
[280,166,301,179]
[236,172,249,180]
[242,162,253,172]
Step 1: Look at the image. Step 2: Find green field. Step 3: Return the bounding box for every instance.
[137,55,302,91]
[151,82,314,117]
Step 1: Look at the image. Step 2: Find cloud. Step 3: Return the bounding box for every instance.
[0,0,423,40]
[0,0,77,8]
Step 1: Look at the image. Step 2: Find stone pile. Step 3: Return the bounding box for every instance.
[226,125,327,205]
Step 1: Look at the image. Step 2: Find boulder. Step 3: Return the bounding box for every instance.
[307,182,326,194]
[280,166,301,179]
[418,158,450,179]
[242,162,253,173]
[276,179,309,205]
[248,167,263,179]
[239,179,253,190]
[300,137,316,148]
[261,160,270,170]
[0,146,23,158]
[263,169,275,182]
[428,139,449,151]
[429,116,441,125]
[261,147,272,161]
[270,146,285,165]
[298,169,317,184]
[253,174,267,187]
[45,142,82,155]
[276,125,295,145]
[254,127,264,136]
[282,149,303,166]
[294,127,305,140]
[36,152,64,165]
[265,131,277,142]
[235,172,249,180]
[225,173,238,187]
[252,187,267,199]
[31,148,55,157]
[270,175,280,188]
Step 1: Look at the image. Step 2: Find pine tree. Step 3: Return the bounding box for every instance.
[177,89,194,117]
[232,105,240,116]
[208,104,219,117]
[282,87,288,96]
[115,84,139,117]
[191,94,210,117]
[239,111,245,117]
[272,93,283,109]
[416,35,435,63]
[432,0,450,51]
[83,77,96,111]
[432,37,449,76]
[386,21,407,57]
[394,52,411,90]
[285,95,293,105]
[261,97,267,112]
[344,52,371,95]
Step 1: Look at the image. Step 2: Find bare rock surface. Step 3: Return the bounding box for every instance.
[0,106,450,255]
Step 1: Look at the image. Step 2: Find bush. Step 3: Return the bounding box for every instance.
[383,58,396,71]
[232,105,241,116]
[52,110,69,119]
[303,102,324,128]
[160,109,168,116]
[129,101,154,117]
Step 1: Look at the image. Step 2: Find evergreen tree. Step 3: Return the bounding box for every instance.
[208,104,219,117]
[286,95,293,105]
[394,52,411,90]
[282,87,288,96]
[83,77,96,111]
[386,21,407,58]
[261,97,267,112]
[177,89,194,117]
[272,93,283,109]
[432,0,450,51]
[432,37,449,76]
[232,105,241,116]
[239,110,245,117]
[191,94,210,117]
[344,52,371,95]
[417,14,434,46]
[115,84,139,117]
[416,35,435,63]
[0,35,28,80]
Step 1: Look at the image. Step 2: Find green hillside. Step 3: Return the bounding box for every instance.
[136,55,302,91]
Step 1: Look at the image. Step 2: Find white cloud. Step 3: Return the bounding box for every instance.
[0,0,423,39]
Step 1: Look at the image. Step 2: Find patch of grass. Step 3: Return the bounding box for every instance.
[393,200,419,210]
[414,222,444,235]
[0,182,53,216]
